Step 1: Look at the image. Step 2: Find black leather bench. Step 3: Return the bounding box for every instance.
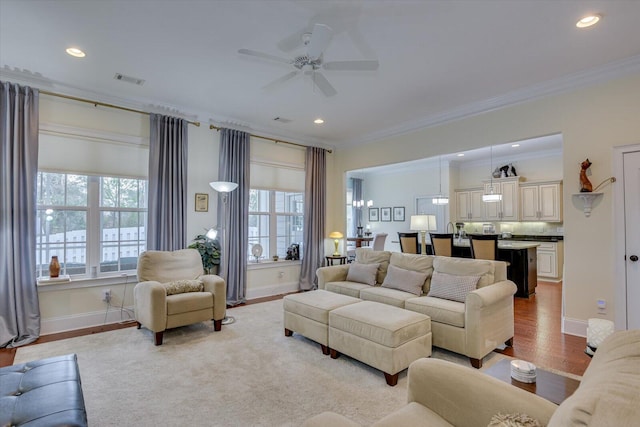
[0,353,88,426]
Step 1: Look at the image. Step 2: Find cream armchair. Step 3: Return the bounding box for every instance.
[134,249,226,345]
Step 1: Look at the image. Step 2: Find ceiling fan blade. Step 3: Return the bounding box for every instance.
[323,60,379,71]
[311,71,337,97]
[238,49,292,65]
[262,71,300,91]
[306,23,333,60]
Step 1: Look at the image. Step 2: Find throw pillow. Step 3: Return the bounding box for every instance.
[427,271,480,303]
[381,264,427,295]
[346,263,379,286]
[487,413,542,427]
[163,279,204,296]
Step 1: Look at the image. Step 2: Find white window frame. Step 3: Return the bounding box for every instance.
[36,171,147,279]
[248,189,304,262]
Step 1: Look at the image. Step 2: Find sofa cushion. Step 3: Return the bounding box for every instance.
[404,296,466,328]
[389,252,434,294]
[381,264,427,296]
[360,286,416,308]
[346,262,380,286]
[373,401,453,427]
[166,291,212,315]
[355,249,391,284]
[162,279,204,295]
[427,271,480,303]
[548,329,640,427]
[433,256,496,288]
[325,281,371,298]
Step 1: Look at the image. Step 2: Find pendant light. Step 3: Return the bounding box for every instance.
[482,145,502,202]
[432,155,449,205]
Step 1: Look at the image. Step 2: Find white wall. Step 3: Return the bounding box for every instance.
[328,72,640,336]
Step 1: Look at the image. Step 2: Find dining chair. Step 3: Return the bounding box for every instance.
[468,234,499,260]
[397,232,419,254]
[371,232,388,250]
[429,233,454,257]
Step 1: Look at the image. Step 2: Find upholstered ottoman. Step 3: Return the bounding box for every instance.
[284,290,361,354]
[329,301,432,386]
[0,353,88,427]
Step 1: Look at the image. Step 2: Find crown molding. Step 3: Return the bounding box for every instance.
[343,55,640,147]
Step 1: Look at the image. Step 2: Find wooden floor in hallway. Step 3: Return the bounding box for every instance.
[1,280,590,376]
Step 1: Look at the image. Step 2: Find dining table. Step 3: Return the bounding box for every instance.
[347,236,373,248]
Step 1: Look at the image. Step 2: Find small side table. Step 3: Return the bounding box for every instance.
[325,256,347,266]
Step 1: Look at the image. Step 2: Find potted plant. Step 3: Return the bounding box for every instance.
[188,234,221,274]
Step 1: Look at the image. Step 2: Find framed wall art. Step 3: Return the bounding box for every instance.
[369,207,379,222]
[380,207,392,222]
[195,193,209,212]
[393,206,405,222]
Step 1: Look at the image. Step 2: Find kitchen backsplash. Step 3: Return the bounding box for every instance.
[461,222,564,236]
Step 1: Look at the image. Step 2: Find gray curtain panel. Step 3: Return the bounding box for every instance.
[299,147,326,291]
[147,114,188,251]
[0,81,41,348]
[218,128,250,305]
[351,177,363,236]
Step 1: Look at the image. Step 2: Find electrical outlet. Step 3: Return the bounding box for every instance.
[597,299,606,314]
[102,289,112,303]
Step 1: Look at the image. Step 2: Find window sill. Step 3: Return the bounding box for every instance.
[37,273,137,291]
[247,260,301,270]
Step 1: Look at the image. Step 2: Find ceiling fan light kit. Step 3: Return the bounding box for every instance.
[238,23,379,97]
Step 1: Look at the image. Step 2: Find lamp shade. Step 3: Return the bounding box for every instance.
[432,196,449,205]
[482,192,502,202]
[329,231,344,239]
[410,215,437,231]
[209,181,238,193]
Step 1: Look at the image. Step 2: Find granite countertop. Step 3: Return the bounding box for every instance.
[499,235,563,242]
[453,239,540,249]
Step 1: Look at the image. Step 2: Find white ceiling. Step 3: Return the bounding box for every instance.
[1,0,640,151]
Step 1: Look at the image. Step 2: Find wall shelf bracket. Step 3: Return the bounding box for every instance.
[572,192,603,217]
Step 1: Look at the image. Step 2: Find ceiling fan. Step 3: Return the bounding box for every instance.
[238,23,379,97]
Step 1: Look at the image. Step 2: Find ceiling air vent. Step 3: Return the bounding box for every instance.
[114,73,145,86]
[273,116,292,123]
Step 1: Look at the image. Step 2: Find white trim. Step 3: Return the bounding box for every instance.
[562,317,587,338]
[245,281,299,300]
[613,143,640,330]
[40,306,135,335]
[344,55,640,147]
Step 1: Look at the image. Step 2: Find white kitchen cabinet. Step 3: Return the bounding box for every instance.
[520,181,563,222]
[537,241,564,280]
[483,178,520,221]
[455,189,484,221]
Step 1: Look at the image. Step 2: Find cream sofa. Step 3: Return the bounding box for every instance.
[304,329,640,427]
[316,249,516,368]
[134,249,226,345]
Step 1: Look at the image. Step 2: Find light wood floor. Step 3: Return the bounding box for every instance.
[1,280,590,375]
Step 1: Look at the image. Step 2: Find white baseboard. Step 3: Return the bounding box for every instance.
[40,306,135,335]
[246,281,299,300]
[562,316,587,337]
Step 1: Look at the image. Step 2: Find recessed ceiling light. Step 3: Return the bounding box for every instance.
[66,47,86,58]
[576,14,601,28]
[457,153,465,157]
[511,144,520,148]
[314,118,324,124]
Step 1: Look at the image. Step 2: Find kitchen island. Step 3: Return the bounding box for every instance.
[428,239,540,298]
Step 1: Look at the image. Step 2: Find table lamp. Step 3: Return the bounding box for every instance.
[329,231,343,256]
[410,215,437,255]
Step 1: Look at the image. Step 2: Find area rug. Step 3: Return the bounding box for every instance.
[15,299,502,426]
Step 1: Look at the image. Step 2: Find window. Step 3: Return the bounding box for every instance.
[248,189,303,261]
[36,172,147,278]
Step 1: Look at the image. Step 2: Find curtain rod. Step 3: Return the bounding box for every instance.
[40,90,200,127]
[209,124,332,154]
